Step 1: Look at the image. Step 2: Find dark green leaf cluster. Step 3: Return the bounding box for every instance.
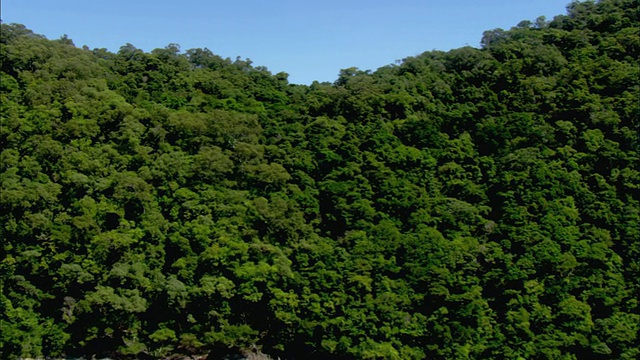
[1,0,639,358]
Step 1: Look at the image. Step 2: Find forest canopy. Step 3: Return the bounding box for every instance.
[1,0,639,359]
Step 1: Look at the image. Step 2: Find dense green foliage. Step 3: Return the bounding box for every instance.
[1,0,639,358]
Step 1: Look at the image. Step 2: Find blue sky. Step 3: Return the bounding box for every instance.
[3,0,572,84]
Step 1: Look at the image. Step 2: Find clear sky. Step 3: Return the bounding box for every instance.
[3,0,573,84]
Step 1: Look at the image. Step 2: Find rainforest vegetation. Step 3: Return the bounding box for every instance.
[1,0,639,358]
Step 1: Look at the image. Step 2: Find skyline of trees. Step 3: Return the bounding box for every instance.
[1,0,639,358]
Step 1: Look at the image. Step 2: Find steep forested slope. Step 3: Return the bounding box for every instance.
[1,0,639,358]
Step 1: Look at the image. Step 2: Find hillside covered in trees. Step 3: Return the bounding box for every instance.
[1,0,639,358]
